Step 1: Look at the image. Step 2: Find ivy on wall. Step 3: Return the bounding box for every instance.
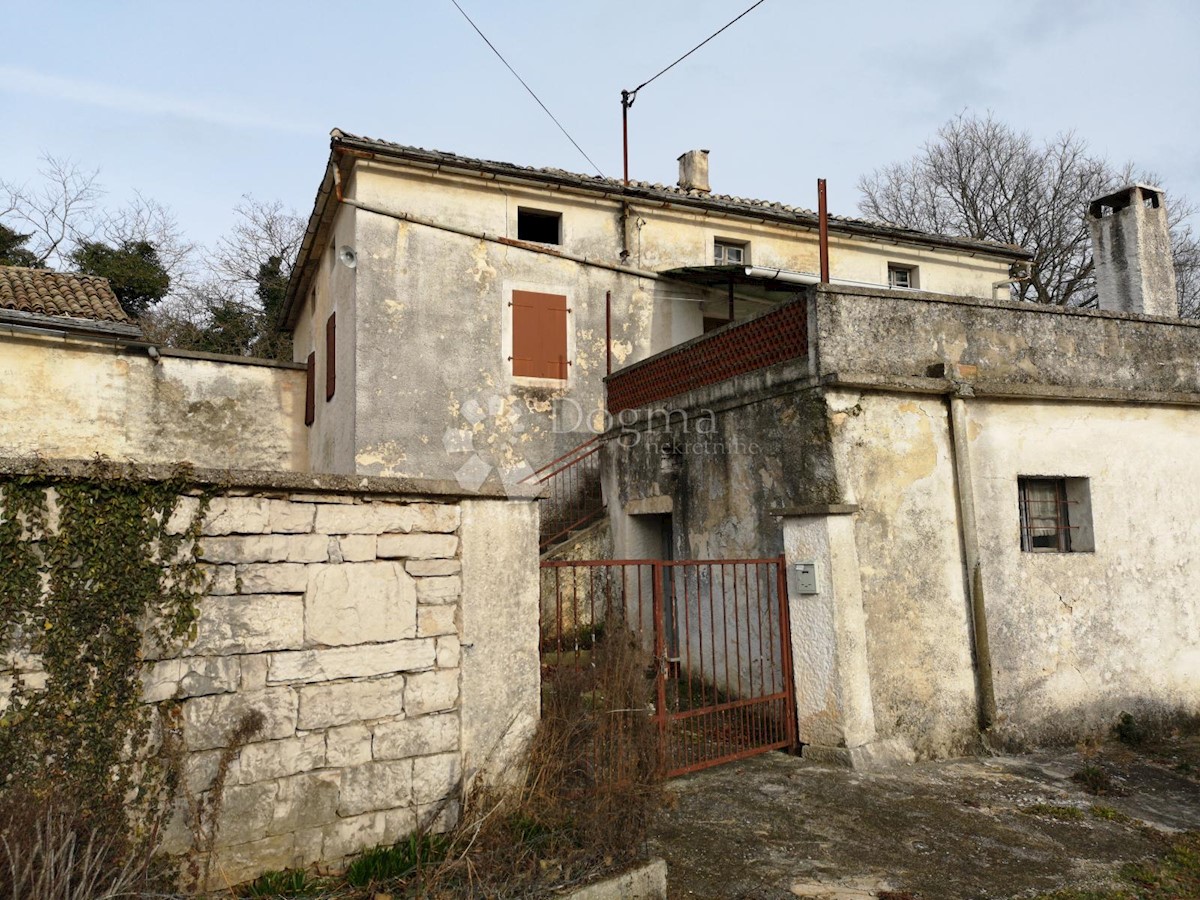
[0,460,208,851]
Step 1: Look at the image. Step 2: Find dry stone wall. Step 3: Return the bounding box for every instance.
[159,491,471,885]
[0,474,541,889]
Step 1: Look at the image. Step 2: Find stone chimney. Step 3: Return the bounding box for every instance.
[677,149,710,193]
[1087,184,1178,317]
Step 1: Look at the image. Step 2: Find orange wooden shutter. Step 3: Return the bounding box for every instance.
[304,351,316,426]
[325,312,336,401]
[512,290,567,379]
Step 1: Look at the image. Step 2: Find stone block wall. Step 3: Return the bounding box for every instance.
[0,466,541,888]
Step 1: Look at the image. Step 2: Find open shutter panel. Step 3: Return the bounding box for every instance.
[512,290,568,379]
[325,312,336,401]
[304,351,316,426]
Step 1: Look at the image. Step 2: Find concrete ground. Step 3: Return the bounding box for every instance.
[648,737,1200,899]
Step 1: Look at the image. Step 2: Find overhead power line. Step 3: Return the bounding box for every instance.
[621,0,769,183]
[627,0,768,103]
[448,0,606,178]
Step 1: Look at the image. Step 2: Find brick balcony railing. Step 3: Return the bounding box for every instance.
[606,299,809,413]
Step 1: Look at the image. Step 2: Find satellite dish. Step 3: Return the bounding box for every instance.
[337,246,358,269]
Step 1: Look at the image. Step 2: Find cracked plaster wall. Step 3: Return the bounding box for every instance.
[304,160,1012,484]
[967,398,1200,748]
[0,334,307,471]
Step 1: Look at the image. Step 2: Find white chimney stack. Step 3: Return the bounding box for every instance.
[677,150,710,193]
[1087,184,1178,317]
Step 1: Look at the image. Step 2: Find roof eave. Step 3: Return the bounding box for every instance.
[280,156,338,332]
[0,307,143,339]
[330,132,1032,262]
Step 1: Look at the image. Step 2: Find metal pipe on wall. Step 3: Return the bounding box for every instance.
[606,290,612,376]
[946,391,997,732]
[818,179,830,283]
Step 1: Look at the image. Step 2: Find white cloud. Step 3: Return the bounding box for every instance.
[0,65,313,135]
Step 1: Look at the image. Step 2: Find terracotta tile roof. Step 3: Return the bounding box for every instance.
[329,129,1031,261]
[0,265,131,324]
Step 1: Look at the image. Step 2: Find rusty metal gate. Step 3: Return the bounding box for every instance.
[540,558,797,777]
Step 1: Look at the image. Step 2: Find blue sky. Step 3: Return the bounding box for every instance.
[2,0,1198,250]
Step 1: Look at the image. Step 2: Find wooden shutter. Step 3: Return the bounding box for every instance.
[325,312,336,401]
[304,351,316,426]
[511,290,568,379]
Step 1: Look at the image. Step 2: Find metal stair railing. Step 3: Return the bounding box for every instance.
[524,436,605,551]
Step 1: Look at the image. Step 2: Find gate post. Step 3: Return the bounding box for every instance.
[776,556,799,750]
[780,508,916,766]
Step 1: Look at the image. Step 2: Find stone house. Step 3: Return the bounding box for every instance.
[601,183,1200,764]
[2,128,1198,881]
[279,130,1030,483]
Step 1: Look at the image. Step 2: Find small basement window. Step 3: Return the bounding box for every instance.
[888,264,918,290]
[1018,476,1094,553]
[517,208,562,245]
[714,240,748,266]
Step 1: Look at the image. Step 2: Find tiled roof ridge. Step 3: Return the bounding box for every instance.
[330,129,1026,256]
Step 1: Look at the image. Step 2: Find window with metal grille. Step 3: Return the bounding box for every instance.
[1018,476,1095,553]
[714,240,747,266]
[511,290,568,379]
[517,208,561,245]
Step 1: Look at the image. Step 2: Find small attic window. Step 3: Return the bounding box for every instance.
[888,264,918,290]
[517,208,561,245]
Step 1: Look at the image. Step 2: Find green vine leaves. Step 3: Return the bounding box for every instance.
[0,459,209,848]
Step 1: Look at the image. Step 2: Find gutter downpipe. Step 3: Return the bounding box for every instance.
[946,383,997,734]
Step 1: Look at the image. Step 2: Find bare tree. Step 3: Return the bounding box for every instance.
[858,112,1200,315]
[212,196,305,290]
[140,197,303,359]
[0,155,102,268]
[99,193,197,284]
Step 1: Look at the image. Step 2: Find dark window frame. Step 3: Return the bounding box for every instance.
[304,351,316,426]
[1018,477,1072,552]
[325,312,336,401]
[517,208,562,245]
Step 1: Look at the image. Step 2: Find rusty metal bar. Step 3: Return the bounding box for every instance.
[606,290,613,376]
[776,557,798,749]
[818,178,830,283]
[652,560,668,765]
[621,91,631,186]
[539,557,800,778]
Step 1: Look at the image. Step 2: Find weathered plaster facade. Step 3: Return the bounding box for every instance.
[0,334,308,471]
[604,285,1200,761]
[283,132,1025,484]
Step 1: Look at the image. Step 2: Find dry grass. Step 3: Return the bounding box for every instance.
[0,789,162,900]
[411,624,664,898]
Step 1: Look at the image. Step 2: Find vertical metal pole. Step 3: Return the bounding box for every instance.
[605,290,612,377]
[818,178,830,284]
[776,557,798,750]
[621,91,631,186]
[652,560,669,770]
[727,281,735,322]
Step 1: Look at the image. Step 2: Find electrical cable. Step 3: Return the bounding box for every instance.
[626,0,768,105]
[448,0,606,178]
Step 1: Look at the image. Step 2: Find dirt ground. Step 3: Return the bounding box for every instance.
[647,736,1200,899]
